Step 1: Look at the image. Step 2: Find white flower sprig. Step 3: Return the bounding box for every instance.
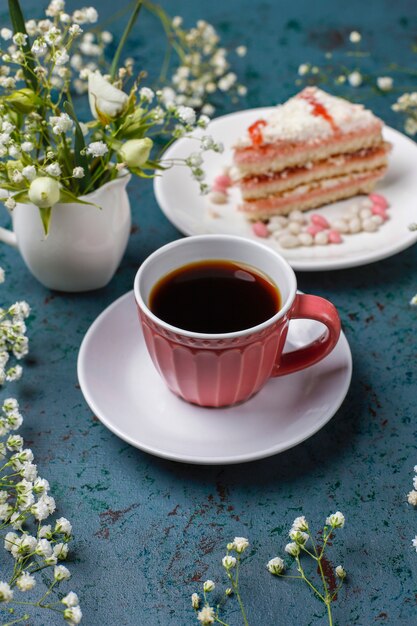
[267,513,347,626]
[0,266,81,624]
[191,537,250,626]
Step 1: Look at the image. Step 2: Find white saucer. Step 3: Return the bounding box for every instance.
[77,292,352,465]
[154,108,417,271]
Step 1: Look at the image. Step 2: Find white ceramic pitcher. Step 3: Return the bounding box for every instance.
[0,175,131,292]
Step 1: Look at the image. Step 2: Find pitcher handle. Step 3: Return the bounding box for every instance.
[0,227,18,248]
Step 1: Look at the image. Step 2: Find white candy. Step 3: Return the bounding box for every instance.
[362,218,378,232]
[371,215,383,226]
[332,219,349,233]
[289,209,305,223]
[298,232,314,246]
[314,231,329,245]
[347,203,360,216]
[208,191,228,204]
[348,217,362,233]
[279,234,300,248]
[288,222,302,235]
[359,198,373,209]
[269,215,289,229]
[359,208,372,220]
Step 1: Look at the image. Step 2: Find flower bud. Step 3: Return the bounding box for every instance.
[5,88,42,113]
[285,542,300,557]
[119,138,153,168]
[203,580,215,592]
[28,177,60,208]
[335,565,346,579]
[266,557,285,575]
[222,555,237,569]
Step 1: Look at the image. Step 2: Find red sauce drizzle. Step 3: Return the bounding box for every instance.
[248,119,267,145]
[300,90,339,133]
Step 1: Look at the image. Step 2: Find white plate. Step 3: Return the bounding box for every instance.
[77,291,352,465]
[154,109,417,271]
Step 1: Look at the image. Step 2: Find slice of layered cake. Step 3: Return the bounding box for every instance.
[233,87,390,220]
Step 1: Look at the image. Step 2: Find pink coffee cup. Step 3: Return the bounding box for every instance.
[134,235,341,408]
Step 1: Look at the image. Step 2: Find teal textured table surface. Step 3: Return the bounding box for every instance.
[1,0,417,624]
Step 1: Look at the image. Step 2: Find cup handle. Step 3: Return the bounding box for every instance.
[272,293,341,377]
[0,227,17,248]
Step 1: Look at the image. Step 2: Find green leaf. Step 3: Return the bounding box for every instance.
[8,0,37,91]
[59,188,100,208]
[63,101,91,193]
[11,190,29,203]
[110,0,143,81]
[39,206,52,236]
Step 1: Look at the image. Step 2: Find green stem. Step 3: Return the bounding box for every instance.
[110,0,144,81]
[326,600,333,626]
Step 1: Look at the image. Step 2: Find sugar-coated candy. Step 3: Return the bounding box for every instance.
[252,221,269,238]
[307,224,324,236]
[371,215,383,226]
[328,230,343,244]
[298,232,314,246]
[371,204,388,220]
[288,222,302,235]
[369,193,388,209]
[213,174,232,190]
[359,198,373,210]
[208,191,228,204]
[349,217,362,233]
[315,231,329,245]
[359,208,372,220]
[347,203,361,216]
[362,218,378,232]
[332,219,350,233]
[311,214,330,229]
[289,210,305,223]
[278,234,300,248]
[269,215,289,229]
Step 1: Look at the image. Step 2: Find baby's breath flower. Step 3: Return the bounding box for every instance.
[289,530,309,544]
[412,536,417,551]
[0,581,13,602]
[285,542,300,557]
[72,167,85,179]
[139,87,154,103]
[298,63,309,76]
[292,516,309,531]
[349,31,361,43]
[0,28,13,41]
[326,511,345,528]
[335,565,346,579]
[16,572,36,591]
[22,166,36,181]
[62,592,79,608]
[348,71,362,87]
[21,141,34,153]
[12,33,28,47]
[54,564,71,581]
[231,537,249,553]
[63,605,82,625]
[203,580,215,592]
[407,490,417,505]
[86,141,108,158]
[55,517,72,536]
[377,76,393,91]
[267,556,285,575]
[45,163,62,177]
[236,45,247,57]
[191,592,200,609]
[5,197,16,210]
[222,555,237,569]
[197,605,215,624]
[177,105,196,126]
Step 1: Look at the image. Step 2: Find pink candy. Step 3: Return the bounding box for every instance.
[311,214,330,229]
[212,174,232,192]
[307,224,325,236]
[371,204,388,220]
[252,221,269,238]
[369,193,388,209]
[328,229,342,244]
